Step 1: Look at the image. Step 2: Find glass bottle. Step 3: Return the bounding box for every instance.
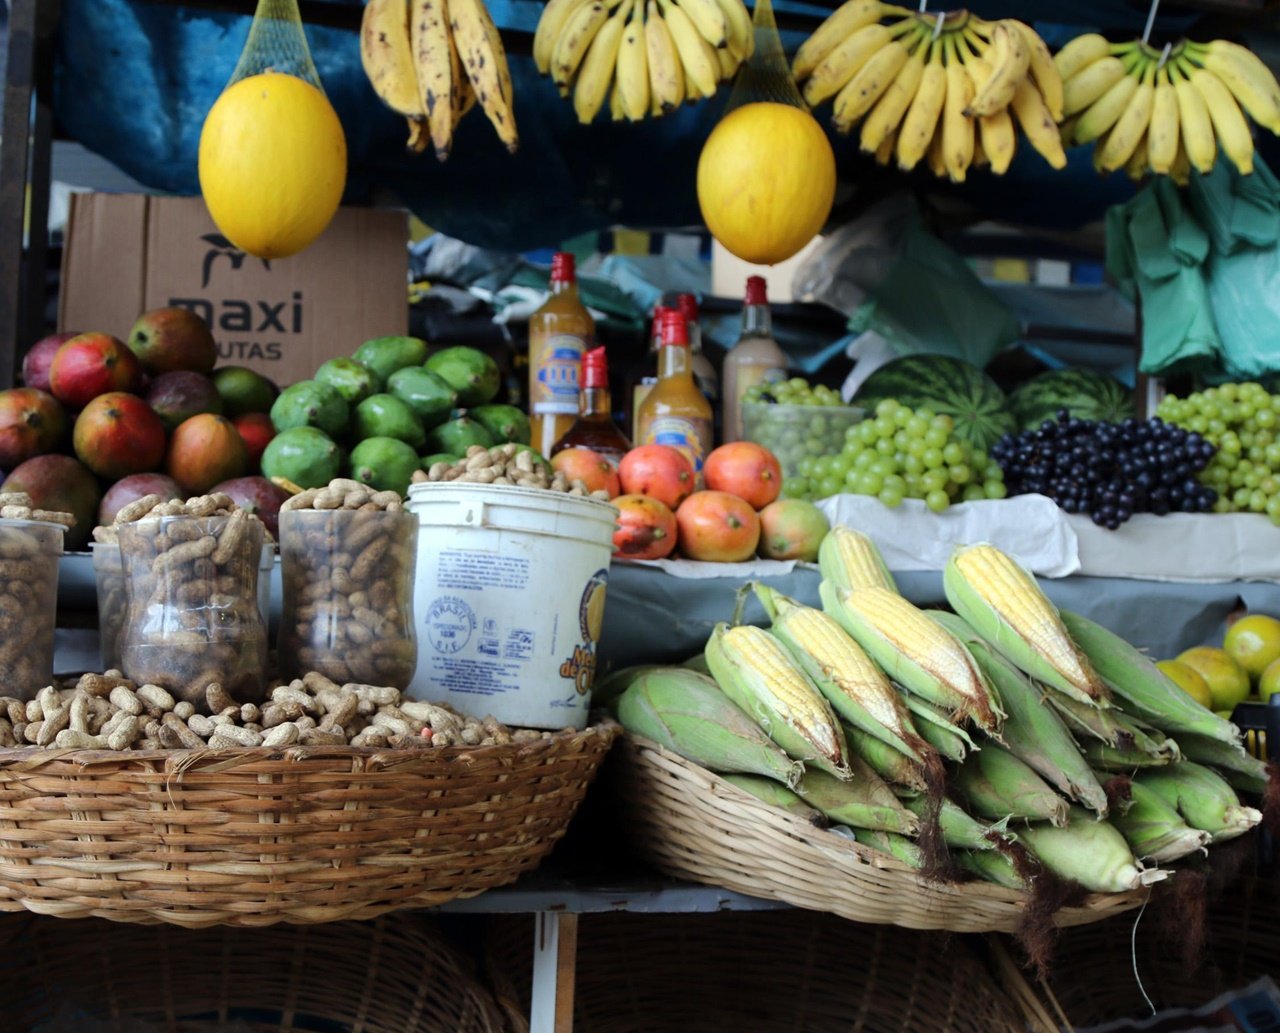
[529,252,594,457]
[550,346,632,466]
[722,276,788,442]
[636,309,714,474]
[676,293,720,411]
[630,306,667,443]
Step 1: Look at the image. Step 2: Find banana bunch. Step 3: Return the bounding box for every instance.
[792,2,1065,181]
[1057,33,1280,183]
[533,0,754,124]
[361,0,518,161]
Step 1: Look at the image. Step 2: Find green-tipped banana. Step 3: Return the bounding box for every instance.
[1017,807,1167,894]
[1137,762,1263,843]
[795,759,919,835]
[902,695,978,762]
[818,526,898,593]
[720,774,826,825]
[899,793,1007,851]
[1111,781,1211,863]
[954,745,1070,826]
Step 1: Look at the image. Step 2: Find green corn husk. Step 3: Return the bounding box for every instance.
[681,652,712,675]
[899,793,1006,850]
[955,745,1070,826]
[851,829,925,869]
[944,546,1110,708]
[843,722,929,791]
[615,669,803,787]
[705,622,852,779]
[1110,781,1211,863]
[1047,689,1178,757]
[958,848,1028,889]
[818,526,899,593]
[1176,733,1270,796]
[594,665,665,709]
[1137,762,1263,843]
[930,611,1109,816]
[795,759,920,835]
[1060,610,1242,747]
[1084,740,1177,771]
[902,695,978,762]
[756,584,934,768]
[1017,807,1169,893]
[720,774,826,825]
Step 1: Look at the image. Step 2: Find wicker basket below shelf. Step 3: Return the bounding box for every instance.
[0,721,618,927]
[614,734,1147,934]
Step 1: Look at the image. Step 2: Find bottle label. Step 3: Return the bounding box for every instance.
[644,415,713,473]
[531,333,586,416]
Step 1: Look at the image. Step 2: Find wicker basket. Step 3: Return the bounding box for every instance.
[614,734,1147,934]
[0,721,618,927]
[486,910,1034,1033]
[0,911,511,1032]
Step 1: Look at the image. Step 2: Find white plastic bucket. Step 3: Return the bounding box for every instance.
[405,483,616,730]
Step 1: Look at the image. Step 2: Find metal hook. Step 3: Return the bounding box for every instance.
[932,10,945,41]
[1142,0,1161,46]
[1157,41,1172,71]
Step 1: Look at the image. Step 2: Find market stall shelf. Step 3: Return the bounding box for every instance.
[0,721,617,927]
[615,734,1148,934]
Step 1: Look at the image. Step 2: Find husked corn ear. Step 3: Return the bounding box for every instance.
[1017,807,1168,893]
[1137,762,1263,843]
[945,544,1110,707]
[705,622,852,780]
[614,668,803,787]
[1175,733,1270,795]
[898,793,1008,851]
[720,774,826,825]
[755,584,933,768]
[794,757,919,835]
[1060,610,1242,746]
[954,744,1069,827]
[1110,782,1210,863]
[903,696,977,762]
[818,526,899,593]
[821,580,1004,734]
[958,848,1027,889]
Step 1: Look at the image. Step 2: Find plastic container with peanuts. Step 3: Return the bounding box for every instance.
[0,517,64,699]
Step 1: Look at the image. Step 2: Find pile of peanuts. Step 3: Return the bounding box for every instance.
[0,496,76,690]
[0,670,556,751]
[412,443,612,499]
[0,491,76,528]
[278,478,404,514]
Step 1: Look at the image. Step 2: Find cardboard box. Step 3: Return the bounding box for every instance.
[59,193,409,386]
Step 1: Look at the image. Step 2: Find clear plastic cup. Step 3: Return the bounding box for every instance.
[0,518,63,699]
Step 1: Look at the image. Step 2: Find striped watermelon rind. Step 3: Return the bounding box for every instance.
[1009,369,1134,430]
[852,355,1015,451]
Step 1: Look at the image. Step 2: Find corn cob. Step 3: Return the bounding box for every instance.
[794,759,919,835]
[720,773,826,825]
[902,695,977,762]
[954,745,1070,826]
[1084,738,1177,771]
[945,544,1110,707]
[1175,733,1270,796]
[1017,807,1168,893]
[820,581,1004,733]
[681,652,712,675]
[818,526,898,593]
[852,828,925,869]
[899,793,1007,850]
[756,584,933,767]
[595,664,665,708]
[614,668,803,787]
[1047,688,1179,758]
[706,622,852,779]
[843,722,929,791]
[1110,781,1211,863]
[1060,610,1243,747]
[1137,762,1263,843]
[931,610,1108,816]
[958,848,1027,889]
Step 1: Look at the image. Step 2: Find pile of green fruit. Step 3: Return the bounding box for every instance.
[742,377,862,483]
[262,338,528,495]
[743,378,845,408]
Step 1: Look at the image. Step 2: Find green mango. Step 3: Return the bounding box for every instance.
[421,452,461,468]
[425,416,496,456]
[348,436,420,495]
[352,336,428,390]
[315,357,377,405]
[354,393,426,449]
[425,346,501,407]
[388,366,457,428]
[261,427,341,489]
[470,403,531,445]
[270,380,349,439]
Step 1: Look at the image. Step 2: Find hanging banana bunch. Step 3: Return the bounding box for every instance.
[1057,33,1280,184]
[533,0,754,123]
[361,0,518,160]
[791,2,1065,181]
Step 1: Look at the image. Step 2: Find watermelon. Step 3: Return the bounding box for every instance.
[853,355,1015,450]
[1009,369,1134,430]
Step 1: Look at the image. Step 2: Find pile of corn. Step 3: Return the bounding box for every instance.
[604,530,1270,894]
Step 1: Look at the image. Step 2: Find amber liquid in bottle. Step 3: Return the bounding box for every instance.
[636,309,714,474]
[550,346,632,466]
[529,252,594,457]
[722,275,788,442]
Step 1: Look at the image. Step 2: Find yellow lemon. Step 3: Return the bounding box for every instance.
[1259,656,1280,703]
[199,72,347,259]
[1224,613,1280,681]
[697,102,836,266]
[1175,646,1251,714]
[1155,659,1214,710]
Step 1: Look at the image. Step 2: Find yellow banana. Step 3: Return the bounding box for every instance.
[972,129,988,167]
[926,121,947,177]
[660,0,717,98]
[875,126,898,165]
[792,0,884,81]
[362,0,424,117]
[859,36,926,152]
[897,39,946,170]
[646,0,685,112]
[575,0,631,122]
[832,36,911,133]
[967,21,1029,117]
[716,47,740,81]
[1010,19,1063,121]
[450,0,519,151]
[455,63,477,125]
[1147,66,1179,175]
[1074,62,1142,144]
[617,3,650,121]
[1055,33,1111,83]
[1194,40,1280,134]
[1063,55,1126,117]
[804,20,900,107]
[410,0,454,160]
[535,0,592,74]
[553,0,610,94]
[1173,61,1216,173]
[406,117,429,152]
[1193,65,1254,174]
[942,33,975,181]
[1171,140,1192,186]
[962,40,1015,174]
[610,77,626,119]
[1124,130,1149,181]
[674,0,727,50]
[1011,75,1067,168]
[714,0,754,61]
[1098,62,1154,172]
